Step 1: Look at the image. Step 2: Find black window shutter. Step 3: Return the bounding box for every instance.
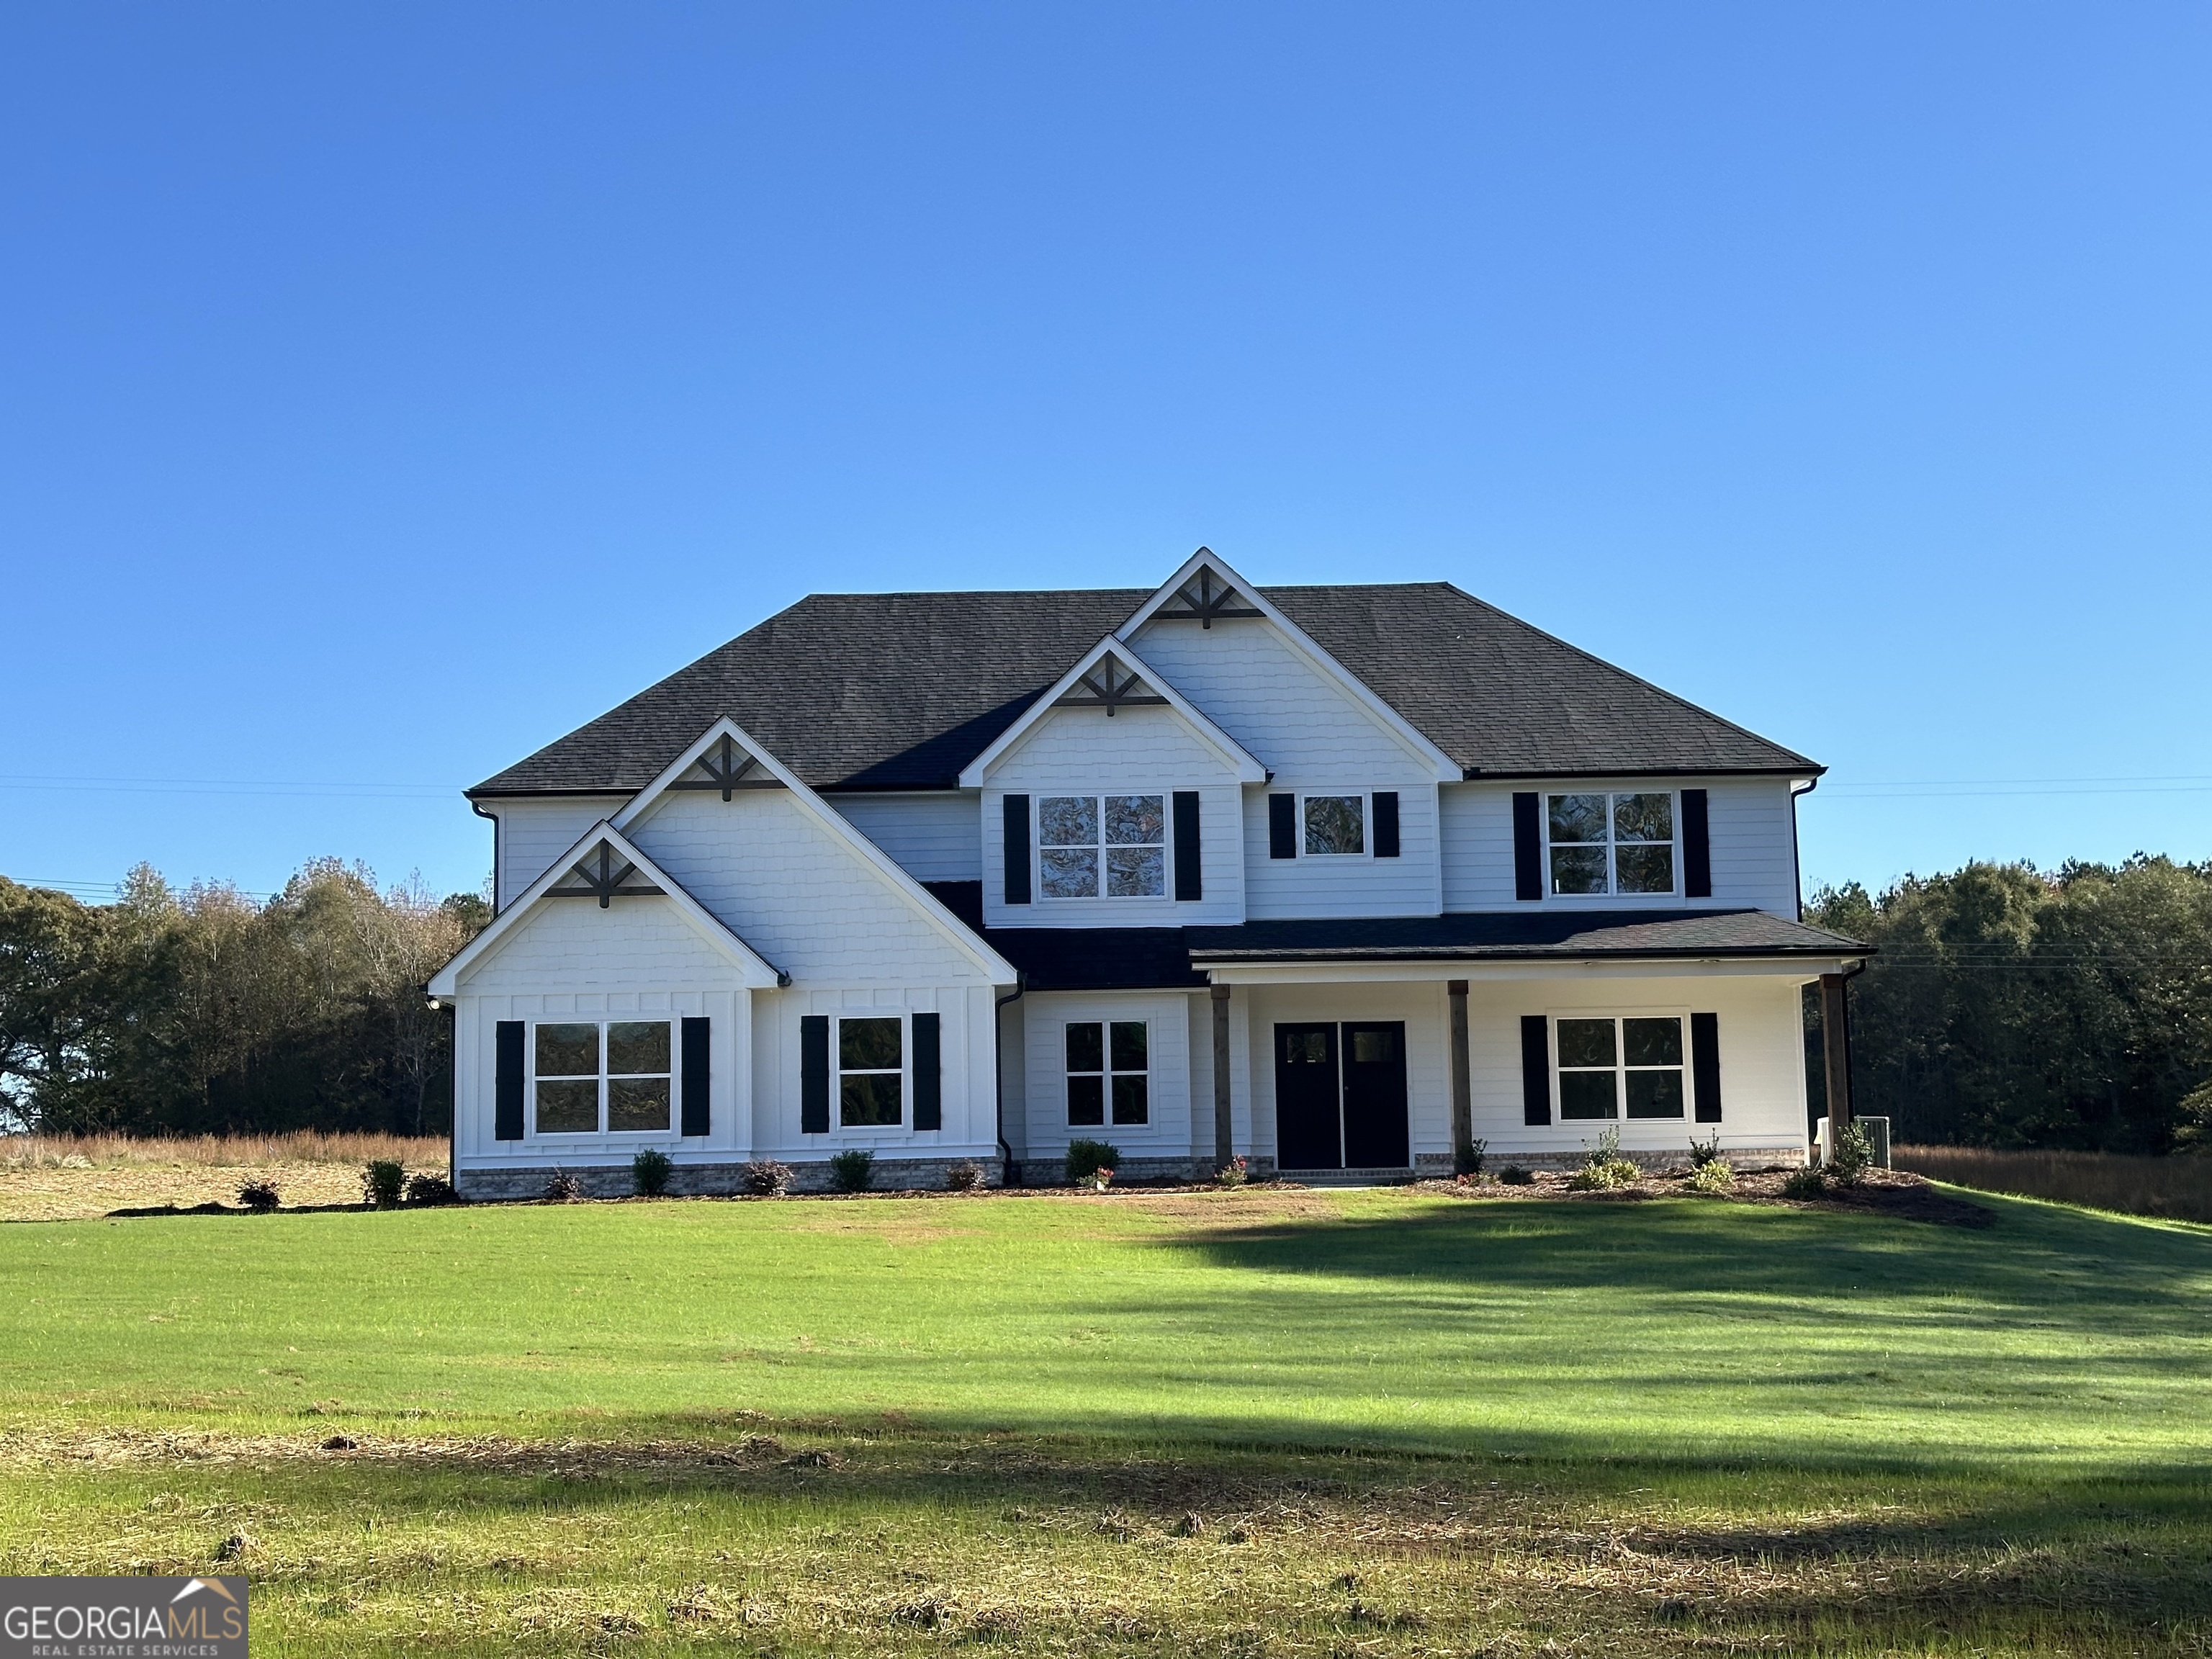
[1683,788,1712,898]
[1373,791,1400,858]
[800,1015,830,1133]
[1691,1011,1722,1122]
[1268,792,1297,859]
[495,1020,525,1141]
[913,1012,943,1130]
[1002,794,1031,904]
[1519,1014,1552,1125]
[1172,791,1202,901]
[681,1016,711,1136]
[1512,792,1542,901]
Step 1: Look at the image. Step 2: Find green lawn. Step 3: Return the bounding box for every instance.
[2,1185,2208,1654]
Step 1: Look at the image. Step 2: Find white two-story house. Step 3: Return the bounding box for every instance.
[430,549,1869,1195]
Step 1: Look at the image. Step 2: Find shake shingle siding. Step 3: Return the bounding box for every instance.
[470,582,1817,799]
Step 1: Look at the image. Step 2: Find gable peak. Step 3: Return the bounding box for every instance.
[1148,552,1264,629]
[547,837,667,909]
[667,730,781,801]
[1052,649,1169,716]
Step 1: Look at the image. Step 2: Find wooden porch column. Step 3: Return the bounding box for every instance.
[1447,979,1473,1166]
[1819,972,1853,1137]
[1210,984,1234,1174]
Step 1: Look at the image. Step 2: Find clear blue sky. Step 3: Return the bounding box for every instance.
[4,4,2208,906]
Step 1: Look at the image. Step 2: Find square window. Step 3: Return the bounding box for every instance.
[1066,1022,1104,1073]
[1626,1070,1685,1119]
[1555,1018,1618,1069]
[1548,793,1609,844]
[1550,845,1609,894]
[536,1022,598,1078]
[1040,846,1099,899]
[1623,1017,1683,1067]
[1559,1071,1619,1120]
[1040,796,1097,847]
[1106,845,1164,897]
[840,1072,903,1126]
[607,1021,670,1076]
[840,1017,902,1071]
[1304,795,1364,855]
[1109,1021,1148,1071]
[1614,793,1673,842]
[608,1077,670,1131]
[1067,1075,1105,1125]
[536,1079,599,1133]
[1105,795,1164,845]
[1111,1075,1149,1125]
[1546,791,1676,897]
[1616,845,1675,894]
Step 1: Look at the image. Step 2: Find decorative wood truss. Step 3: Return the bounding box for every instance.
[1148,559,1262,629]
[667,732,781,800]
[1053,651,1169,716]
[547,841,667,908]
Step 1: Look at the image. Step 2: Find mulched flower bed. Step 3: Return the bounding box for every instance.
[1416,1165,1995,1228]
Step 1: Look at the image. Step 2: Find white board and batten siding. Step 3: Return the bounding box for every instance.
[978,701,1246,928]
[829,791,983,882]
[1439,776,1802,917]
[492,796,630,909]
[750,982,1002,1160]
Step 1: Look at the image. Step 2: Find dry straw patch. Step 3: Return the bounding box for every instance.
[0,1133,446,1221]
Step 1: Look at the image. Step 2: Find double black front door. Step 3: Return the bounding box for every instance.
[1274,1022,1410,1170]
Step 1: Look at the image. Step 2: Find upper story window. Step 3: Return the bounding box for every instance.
[1066,1020,1149,1125]
[534,1020,672,1135]
[1547,792,1675,896]
[1304,795,1364,856]
[1556,1015,1686,1120]
[1040,794,1164,899]
[839,1015,904,1126]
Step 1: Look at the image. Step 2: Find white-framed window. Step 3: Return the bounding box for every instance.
[838,1015,904,1126]
[1038,793,1166,899]
[1555,1015,1686,1120]
[1546,791,1676,896]
[1303,793,1366,857]
[1066,1020,1149,1125]
[534,1020,673,1135]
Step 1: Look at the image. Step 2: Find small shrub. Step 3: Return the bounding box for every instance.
[403,1172,458,1207]
[741,1159,793,1196]
[1688,1131,1724,1169]
[1065,1139,1120,1184]
[544,1170,586,1203]
[945,1159,988,1192]
[235,1178,280,1213]
[1782,1165,1827,1200]
[1216,1154,1249,1188]
[1499,1166,1535,1185]
[631,1148,673,1197]
[1689,1158,1736,1195]
[828,1148,876,1193]
[1570,1127,1642,1190]
[1455,1137,1487,1177]
[1829,1121,1874,1187]
[361,1160,404,1209]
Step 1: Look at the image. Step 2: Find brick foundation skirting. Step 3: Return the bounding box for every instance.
[455,1155,1004,1201]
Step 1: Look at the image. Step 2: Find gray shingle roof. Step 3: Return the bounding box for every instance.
[470,582,1817,796]
[1186,908,1869,963]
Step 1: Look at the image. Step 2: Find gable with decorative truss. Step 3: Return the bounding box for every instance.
[1052,650,1169,717]
[1142,556,1264,629]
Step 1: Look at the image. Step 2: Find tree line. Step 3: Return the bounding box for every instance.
[0,863,487,1136]
[1806,855,2212,1153]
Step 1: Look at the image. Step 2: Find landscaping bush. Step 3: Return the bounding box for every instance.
[1499,1166,1534,1185]
[361,1159,404,1209]
[1568,1128,1641,1191]
[544,1171,586,1202]
[945,1159,987,1192]
[631,1148,673,1197]
[1829,1121,1874,1187]
[1455,1137,1486,1177]
[1688,1131,1723,1169]
[740,1159,793,1196]
[1065,1139,1120,1184]
[1688,1159,1736,1195]
[828,1149,876,1193]
[1782,1166,1827,1200]
[235,1178,280,1213]
[403,1172,458,1207]
[1216,1154,1249,1188]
